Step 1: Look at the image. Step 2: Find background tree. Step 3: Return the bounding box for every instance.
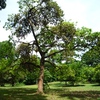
[16,42,40,71]
[56,64,75,85]
[74,29,100,83]
[81,32,100,66]
[94,64,100,85]
[68,61,86,84]
[0,58,9,86]
[74,27,100,59]
[0,41,15,86]
[82,66,95,83]
[0,40,26,86]
[0,0,6,10]
[82,47,100,66]
[4,0,76,93]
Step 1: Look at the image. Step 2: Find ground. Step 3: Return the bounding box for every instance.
[0,82,100,100]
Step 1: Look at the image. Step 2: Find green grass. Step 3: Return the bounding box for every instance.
[0,82,100,100]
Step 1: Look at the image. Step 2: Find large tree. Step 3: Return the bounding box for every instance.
[5,0,76,93]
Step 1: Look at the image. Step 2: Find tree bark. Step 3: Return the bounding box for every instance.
[37,59,44,94]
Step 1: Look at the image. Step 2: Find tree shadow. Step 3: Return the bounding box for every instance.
[49,82,85,88]
[44,88,100,100]
[59,91,100,100]
[1,87,100,100]
[92,84,100,86]
[49,82,64,87]
[62,84,85,87]
[0,88,47,100]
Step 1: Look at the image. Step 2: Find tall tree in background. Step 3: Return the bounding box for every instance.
[81,32,100,66]
[73,27,100,61]
[0,0,6,10]
[5,0,76,93]
[0,41,15,86]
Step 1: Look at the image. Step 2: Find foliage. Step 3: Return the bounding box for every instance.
[23,71,39,85]
[16,43,40,72]
[0,0,6,10]
[23,66,53,85]
[74,27,92,49]
[81,66,95,83]
[44,69,53,82]
[68,61,86,83]
[82,47,100,66]
[53,61,96,85]
[0,58,9,86]
[94,64,100,84]
[17,43,31,58]
[0,41,26,86]
[44,62,57,81]
[74,28,100,59]
[0,41,15,86]
[82,45,100,66]
[55,64,76,85]
[0,41,14,60]
[74,27,100,66]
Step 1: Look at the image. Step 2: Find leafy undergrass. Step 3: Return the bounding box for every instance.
[0,82,100,100]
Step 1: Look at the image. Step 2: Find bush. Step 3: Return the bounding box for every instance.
[94,64,100,85]
[23,73,37,85]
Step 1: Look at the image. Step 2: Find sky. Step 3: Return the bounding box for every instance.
[0,0,100,42]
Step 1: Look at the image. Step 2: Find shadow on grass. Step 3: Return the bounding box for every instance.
[92,84,100,86]
[49,82,63,87]
[45,89,100,100]
[59,91,100,100]
[62,84,85,87]
[0,88,47,100]
[0,86,100,100]
[49,82,85,88]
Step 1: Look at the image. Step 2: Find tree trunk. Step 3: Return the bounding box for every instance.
[37,59,44,94]
[11,75,15,87]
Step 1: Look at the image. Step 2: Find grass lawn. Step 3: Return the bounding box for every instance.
[0,82,100,100]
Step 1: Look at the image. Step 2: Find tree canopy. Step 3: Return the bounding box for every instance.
[5,0,75,93]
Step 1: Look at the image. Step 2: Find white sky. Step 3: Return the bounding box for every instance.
[0,0,100,42]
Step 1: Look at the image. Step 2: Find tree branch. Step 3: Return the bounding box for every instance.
[44,60,56,67]
[45,48,66,58]
[28,19,43,56]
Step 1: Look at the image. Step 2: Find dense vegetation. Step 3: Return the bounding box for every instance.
[0,0,100,95]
